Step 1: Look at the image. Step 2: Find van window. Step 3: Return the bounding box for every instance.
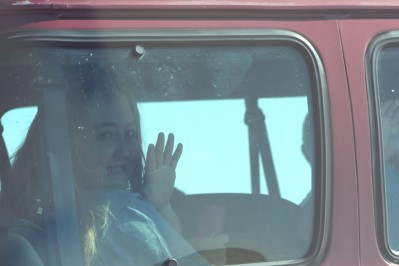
[0,33,322,265]
[375,45,399,255]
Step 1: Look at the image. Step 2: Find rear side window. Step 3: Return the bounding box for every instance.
[0,30,328,265]
[369,32,399,259]
[1,107,38,164]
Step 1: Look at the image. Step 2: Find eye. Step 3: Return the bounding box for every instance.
[125,129,136,139]
[96,130,114,140]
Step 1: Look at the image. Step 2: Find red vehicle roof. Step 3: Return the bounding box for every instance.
[2,0,399,11]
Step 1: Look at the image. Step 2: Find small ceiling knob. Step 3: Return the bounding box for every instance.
[132,45,145,59]
[163,258,178,266]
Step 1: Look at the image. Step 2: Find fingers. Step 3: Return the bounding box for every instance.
[163,133,174,165]
[152,132,182,168]
[145,144,156,173]
[155,132,165,167]
[171,143,183,169]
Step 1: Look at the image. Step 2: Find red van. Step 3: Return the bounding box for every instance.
[0,1,398,265]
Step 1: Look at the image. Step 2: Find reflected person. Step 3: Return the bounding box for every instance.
[1,68,209,266]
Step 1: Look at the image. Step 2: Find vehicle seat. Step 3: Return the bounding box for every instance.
[0,216,48,266]
[0,223,44,266]
[172,193,308,264]
[0,127,48,266]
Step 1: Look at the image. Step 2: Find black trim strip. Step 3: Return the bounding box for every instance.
[2,8,399,20]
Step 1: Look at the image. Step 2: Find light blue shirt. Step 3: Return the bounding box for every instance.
[83,189,209,266]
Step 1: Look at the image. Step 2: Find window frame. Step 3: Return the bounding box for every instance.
[367,31,399,263]
[0,28,331,266]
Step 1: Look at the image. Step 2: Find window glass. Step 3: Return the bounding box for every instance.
[140,97,310,201]
[376,46,399,255]
[0,40,317,265]
[1,107,38,164]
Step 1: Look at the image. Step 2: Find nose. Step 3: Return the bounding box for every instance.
[115,135,131,158]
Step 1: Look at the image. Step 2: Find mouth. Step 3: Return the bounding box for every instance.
[106,165,127,175]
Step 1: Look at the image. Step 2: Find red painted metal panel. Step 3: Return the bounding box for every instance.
[9,18,358,265]
[0,6,370,262]
[340,19,399,266]
[2,0,399,11]
[303,21,359,266]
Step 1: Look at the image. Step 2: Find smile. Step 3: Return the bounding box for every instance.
[106,165,126,174]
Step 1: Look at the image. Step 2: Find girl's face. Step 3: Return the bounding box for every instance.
[74,92,140,190]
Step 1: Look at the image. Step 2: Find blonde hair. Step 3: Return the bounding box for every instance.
[82,203,110,266]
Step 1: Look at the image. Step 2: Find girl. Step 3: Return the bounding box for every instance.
[1,66,209,266]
